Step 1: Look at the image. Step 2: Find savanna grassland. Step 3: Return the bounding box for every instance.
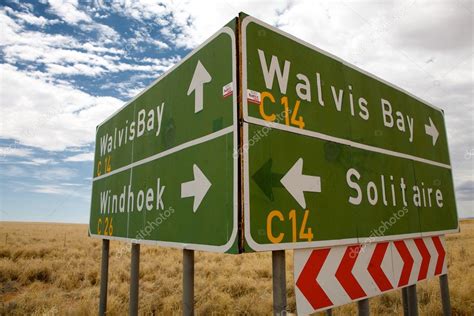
[0,220,473,315]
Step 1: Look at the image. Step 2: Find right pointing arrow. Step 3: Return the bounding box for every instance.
[414,238,430,281]
[394,240,414,287]
[424,117,439,146]
[181,164,211,213]
[280,158,321,209]
[431,236,446,275]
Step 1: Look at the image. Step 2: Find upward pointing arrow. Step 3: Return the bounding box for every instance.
[187,60,212,113]
[181,164,211,213]
[424,117,439,146]
[280,158,321,209]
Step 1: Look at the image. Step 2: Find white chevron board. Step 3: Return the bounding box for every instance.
[294,235,447,315]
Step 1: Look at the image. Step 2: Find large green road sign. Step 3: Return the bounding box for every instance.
[241,15,458,251]
[89,23,238,253]
[90,14,459,253]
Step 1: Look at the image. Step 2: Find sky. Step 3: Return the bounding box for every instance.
[0,0,472,223]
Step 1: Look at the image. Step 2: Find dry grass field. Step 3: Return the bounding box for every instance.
[0,220,473,315]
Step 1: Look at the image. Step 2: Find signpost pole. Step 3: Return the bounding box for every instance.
[129,243,140,316]
[402,287,409,316]
[326,309,333,316]
[407,284,418,316]
[358,299,369,316]
[439,274,451,316]
[272,250,287,315]
[183,249,195,316]
[99,239,109,316]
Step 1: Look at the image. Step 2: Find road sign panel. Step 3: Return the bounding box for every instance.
[89,24,238,253]
[243,123,457,251]
[294,236,447,314]
[242,16,450,167]
[241,15,458,252]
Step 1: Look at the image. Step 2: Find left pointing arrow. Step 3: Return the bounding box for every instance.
[280,158,321,209]
[187,60,212,113]
[296,248,333,310]
[252,159,283,201]
[181,164,211,213]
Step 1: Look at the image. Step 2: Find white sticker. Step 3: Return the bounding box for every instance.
[247,89,261,104]
[222,82,233,98]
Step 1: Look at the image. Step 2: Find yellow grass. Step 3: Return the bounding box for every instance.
[0,220,473,315]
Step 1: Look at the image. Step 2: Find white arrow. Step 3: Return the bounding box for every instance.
[280,158,321,209]
[181,164,211,213]
[187,60,212,113]
[424,117,439,146]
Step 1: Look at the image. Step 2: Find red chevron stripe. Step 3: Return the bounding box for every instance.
[296,248,333,309]
[432,236,446,275]
[368,242,393,292]
[414,238,430,280]
[394,240,414,287]
[335,245,367,300]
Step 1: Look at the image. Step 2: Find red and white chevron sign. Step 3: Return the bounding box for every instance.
[294,236,447,314]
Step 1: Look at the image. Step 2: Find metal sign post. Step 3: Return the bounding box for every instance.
[99,239,109,316]
[439,274,451,316]
[272,250,287,315]
[129,243,140,316]
[402,287,409,316]
[183,249,195,316]
[358,299,369,316]
[406,284,418,316]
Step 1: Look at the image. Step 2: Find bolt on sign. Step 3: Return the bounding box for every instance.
[89,14,459,254]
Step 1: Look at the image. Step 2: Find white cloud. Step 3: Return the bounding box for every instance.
[31,184,81,195]
[45,0,120,43]
[4,7,60,27]
[0,146,32,158]
[0,165,27,179]
[47,0,92,24]
[20,158,56,165]
[64,152,94,162]
[33,167,76,181]
[0,64,124,151]
[0,8,178,77]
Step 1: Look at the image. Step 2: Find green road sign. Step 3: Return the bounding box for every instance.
[89,23,239,253]
[241,15,458,251]
[90,14,459,253]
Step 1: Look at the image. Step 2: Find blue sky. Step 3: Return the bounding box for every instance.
[0,0,472,223]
